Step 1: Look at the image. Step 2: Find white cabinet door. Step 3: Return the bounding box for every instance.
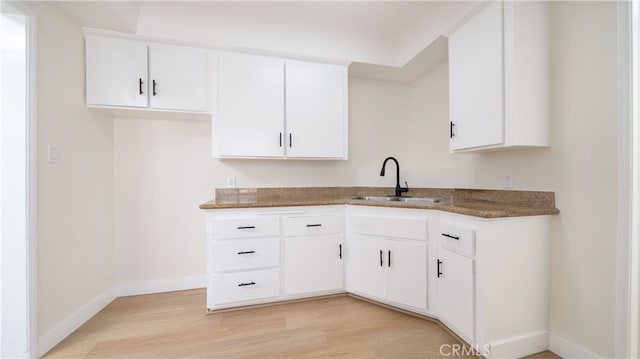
[346,234,386,301]
[448,1,504,151]
[149,44,207,112]
[285,60,347,159]
[283,234,344,296]
[385,240,427,310]
[85,35,148,108]
[438,247,475,341]
[214,52,285,157]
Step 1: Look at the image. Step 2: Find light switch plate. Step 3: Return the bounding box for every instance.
[47,145,59,163]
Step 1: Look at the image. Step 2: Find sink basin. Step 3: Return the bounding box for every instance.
[349,195,441,204]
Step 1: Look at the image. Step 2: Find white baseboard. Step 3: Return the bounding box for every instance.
[117,275,206,297]
[489,330,549,358]
[549,332,600,359]
[38,286,116,357]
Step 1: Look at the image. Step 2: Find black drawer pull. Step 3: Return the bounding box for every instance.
[441,233,460,240]
[238,282,256,287]
[379,250,384,267]
[237,226,255,230]
[339,244,342,259]
[237,251,255,255]
[388,250,391,268]
[138,78,144,95]
[306,224,322,227]
[437,259,443,278]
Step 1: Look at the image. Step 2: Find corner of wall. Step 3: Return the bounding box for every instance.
[38,286,117,357]
[548,332,600,359]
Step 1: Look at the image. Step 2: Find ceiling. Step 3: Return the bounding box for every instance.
[54,1,480,81]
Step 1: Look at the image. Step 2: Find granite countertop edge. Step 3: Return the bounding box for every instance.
[199,189,560,219]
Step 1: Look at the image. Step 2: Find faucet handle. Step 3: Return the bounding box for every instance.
[401,181,409,193]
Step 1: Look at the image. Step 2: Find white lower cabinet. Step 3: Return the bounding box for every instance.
[346,207,428,312]
[348,234,428,311]
[346,234,386,300]
[435,213,551,358]
[283,233,343,296]
[385,239,428,310]
[437,247,475,341]
[205,205,551,358]
[206,206,345,310]
[283,212,344,296]
[206,212,281,310]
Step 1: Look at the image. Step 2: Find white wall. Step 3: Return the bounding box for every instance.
[403,2,618,357]
[26,2,116,355]
[113,78,410,293]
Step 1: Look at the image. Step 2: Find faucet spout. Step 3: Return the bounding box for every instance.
[380,156,409,197]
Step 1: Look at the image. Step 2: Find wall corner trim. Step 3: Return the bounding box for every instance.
[116,275,206,297]
[38,287,117,357]
[548,332,600,359]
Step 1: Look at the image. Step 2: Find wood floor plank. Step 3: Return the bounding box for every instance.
[43,289,560,359]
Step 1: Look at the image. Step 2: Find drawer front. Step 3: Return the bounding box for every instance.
[350,215,427,241]
[210,268,280,305]
[210,216,280,239]
[439,221,475,256]
[283,215,343,237]
[212,237,280,272]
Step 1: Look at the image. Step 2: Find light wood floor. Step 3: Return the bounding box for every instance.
[43,289,559,358]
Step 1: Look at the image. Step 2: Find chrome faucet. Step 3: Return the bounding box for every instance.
[380,156,409,197]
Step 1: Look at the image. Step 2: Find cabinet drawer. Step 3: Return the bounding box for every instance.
[210,216,280,239]
[439,221,475,256]
[210,268,280,305]
[212,237,280,272]
[350,215,427,241]
[283,215,343,237]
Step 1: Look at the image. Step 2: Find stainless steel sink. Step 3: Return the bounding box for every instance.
[348,195,441,204]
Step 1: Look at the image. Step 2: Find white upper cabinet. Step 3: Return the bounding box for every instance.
[85,35,148,108]
[213,52,285,158]
[148,44,207,112]
[448,2,549,152]
[211,52,348,159]
[85,33,207,113]
[448,2,503,150]
[285,60,347,159]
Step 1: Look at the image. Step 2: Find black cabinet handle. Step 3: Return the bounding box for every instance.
[379,250,383,267]
[306,224,322,227]
[237,226,255,230]
[289,133,292,148]
[449,122,455,138]
[152,80,157,96]
[388,250,391,268]
[441,233,460,240]
[139,78,144,95]
[437,259,443,278]
[237,250,255,255]
[279,132,282,147]
[339,244,342,259]
[238,282,256,287]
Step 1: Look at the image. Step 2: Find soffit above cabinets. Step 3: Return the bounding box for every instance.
[54,1,479,81]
